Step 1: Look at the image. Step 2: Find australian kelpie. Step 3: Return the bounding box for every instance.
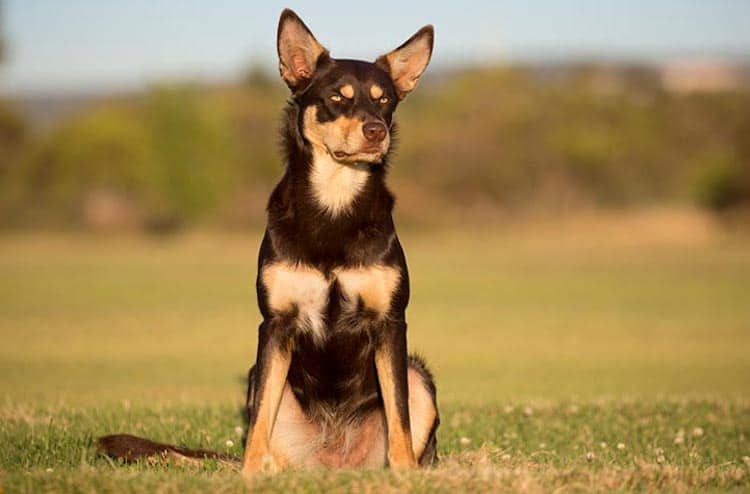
[99,8,438,476]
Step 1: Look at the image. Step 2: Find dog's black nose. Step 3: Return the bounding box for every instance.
[363,122,387,143]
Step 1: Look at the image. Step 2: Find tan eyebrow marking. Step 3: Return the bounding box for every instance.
[340,84,355,99]
[370,84,384,100]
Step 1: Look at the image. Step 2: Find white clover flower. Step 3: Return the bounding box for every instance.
[225,439,234,448]
[45,468,54,473]
[617,443,626,450]
[586,451,595,461]
[656,454,666,464]
[459,436,471,445]
[235,426,244,437]
[691,427,704,437]
[501,453,511,461]
[600,442,607,449]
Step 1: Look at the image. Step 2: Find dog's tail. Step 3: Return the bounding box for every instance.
[97,434,241,465]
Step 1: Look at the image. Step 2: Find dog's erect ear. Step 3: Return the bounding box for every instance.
[277,9,329,92]
[376,25,434,99]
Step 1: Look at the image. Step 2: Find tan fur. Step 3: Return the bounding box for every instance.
[301,106,391,216]
[163,451,232,467]
[303,105,385,159]
[309,149,370,216]
[378,28,433,98]
[262,262,329,343]
[339,84,355,99]
[262,368,435,470]
[242,349,292,475]
[303,106,355,152]
[278,16,327,88]
[407,368,437,458]
[334,265,401,316]
[317,411,387,468]
[374,347,418,469]
[268,382,388,469]
[269,383,322,469]
[302,106,371,216]
[370,84,384,100]
[261,263,401,340]
[340,412,387,468]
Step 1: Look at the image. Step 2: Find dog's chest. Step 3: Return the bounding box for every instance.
[261,262,400,343]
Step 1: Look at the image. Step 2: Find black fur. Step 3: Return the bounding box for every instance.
[97,434,238,463]
[256,72,406,424]
[248,11,438,466]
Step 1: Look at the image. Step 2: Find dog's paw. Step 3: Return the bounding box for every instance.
[387,452,418,471]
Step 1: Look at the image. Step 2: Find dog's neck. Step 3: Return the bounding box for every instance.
[307,147,371,217]
[280,103,393,221]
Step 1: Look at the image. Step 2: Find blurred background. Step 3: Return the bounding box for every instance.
[1,1,749,404]
[1,0,750,230]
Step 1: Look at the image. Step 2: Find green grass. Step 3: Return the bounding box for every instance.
[2,215,750,492]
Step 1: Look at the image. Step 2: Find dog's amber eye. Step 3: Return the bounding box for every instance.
[378,97,389,104]
[330,94,343,102]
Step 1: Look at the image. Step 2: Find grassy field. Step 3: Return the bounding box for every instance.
[1,210,749,492]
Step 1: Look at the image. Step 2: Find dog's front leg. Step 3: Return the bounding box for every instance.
[242,319,292,477]
[374,320,417,470]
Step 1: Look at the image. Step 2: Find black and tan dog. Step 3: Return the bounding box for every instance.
[99,8,438,476]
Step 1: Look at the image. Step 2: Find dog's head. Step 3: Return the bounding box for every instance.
[277,9,433,164]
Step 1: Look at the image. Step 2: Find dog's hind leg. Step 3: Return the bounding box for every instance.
[246,365,324,470]
[245,356,439,470]
[357,354,439,468]
[407,354,439,465]
[268,382,324,469]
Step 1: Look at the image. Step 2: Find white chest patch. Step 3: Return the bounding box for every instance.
[262,262,329,342]
[309,150,369,216]
[261,262,402,342]
[334,265,401,317]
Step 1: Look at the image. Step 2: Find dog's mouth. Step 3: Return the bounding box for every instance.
[327,147,385,164]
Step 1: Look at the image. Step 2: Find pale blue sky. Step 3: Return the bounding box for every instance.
[1,0,749,95]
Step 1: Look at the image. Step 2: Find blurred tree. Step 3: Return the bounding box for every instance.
[0,101,25,172]
[143,85,236,229]
[0,0,17,170]
[243,61,274,89]
[0,103,27,230]
[3,63,750,229]
[0,0,5,64]
[688,151,745,211]
[4,105,156,226]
